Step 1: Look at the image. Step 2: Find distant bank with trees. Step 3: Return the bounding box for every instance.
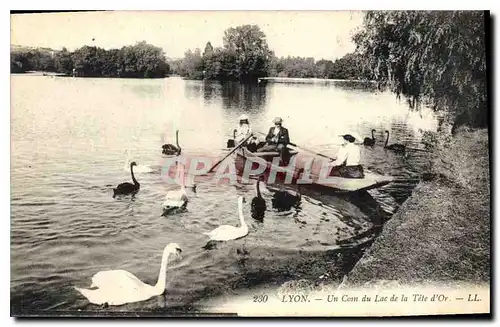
[169,24,372,82]
[11,24,370,82]
[11,41,170,78]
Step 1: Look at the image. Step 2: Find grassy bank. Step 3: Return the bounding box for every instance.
[341,129,490,288]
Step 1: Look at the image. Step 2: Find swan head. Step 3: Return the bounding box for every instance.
[239,196,247,204]
[385,130,390,134]
[130,161,138,167]
[164,243,182,256]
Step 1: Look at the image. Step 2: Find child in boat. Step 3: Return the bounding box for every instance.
[235,114,259,150]
[329,134,364,179]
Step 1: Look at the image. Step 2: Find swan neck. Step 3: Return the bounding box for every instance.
[384,131,389,147]
[238,200,246,227]
[177,163,186,187]
[372,130,375,140]
[154,251,171,294]
[176,131,180,149]
[131,165,138,185]
[256,179,261,198]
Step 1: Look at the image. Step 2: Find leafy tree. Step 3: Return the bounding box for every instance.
[181,48,204,79]
[168,58,183,75]
[54,47,73,75]
[11,52,31,73]
[353,11,487,130]
[222,24,273,82]
[71,46,106,77]
[315,59,334,79]
[203,42,214,57]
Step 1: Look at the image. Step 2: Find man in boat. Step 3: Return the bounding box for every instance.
[329,134,364,179]
[235,114,259,151]
[257,117,291,164]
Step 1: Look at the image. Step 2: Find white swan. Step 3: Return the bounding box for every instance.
[123,150,154,173]
[202,196,248,241]
[74,243,182,306]
[162,162,190,213]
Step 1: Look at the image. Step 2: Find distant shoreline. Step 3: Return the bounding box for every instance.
[11,71,67,76]
[10,73,375,84]
[258,77,377,84]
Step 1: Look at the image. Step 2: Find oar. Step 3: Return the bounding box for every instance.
[288,142,335,161]
[208,133,254,173]
[255,131,335,161]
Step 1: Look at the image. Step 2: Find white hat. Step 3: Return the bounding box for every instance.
[239,114,249,121]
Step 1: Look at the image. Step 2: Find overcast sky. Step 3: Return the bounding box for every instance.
[11,11,365,60]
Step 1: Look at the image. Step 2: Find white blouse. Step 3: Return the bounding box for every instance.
[331,142,361,166]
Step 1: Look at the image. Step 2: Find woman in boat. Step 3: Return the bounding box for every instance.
[329,134,364,179]
[257,117,291,164]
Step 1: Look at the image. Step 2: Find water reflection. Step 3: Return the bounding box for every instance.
[183,80,203,100]
[331,80,379,93]
[121,82,164,99]
[220,82,267,112]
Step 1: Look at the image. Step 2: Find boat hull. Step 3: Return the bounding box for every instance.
[234,148,394,192]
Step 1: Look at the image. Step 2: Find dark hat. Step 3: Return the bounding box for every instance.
[342,134,356,143]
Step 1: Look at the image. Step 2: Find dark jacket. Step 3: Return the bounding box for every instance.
[265,126,290,145]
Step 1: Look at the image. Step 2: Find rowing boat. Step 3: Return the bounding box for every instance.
[234,147,394,192]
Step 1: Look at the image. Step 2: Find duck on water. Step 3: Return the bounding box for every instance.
[113,161,140,198]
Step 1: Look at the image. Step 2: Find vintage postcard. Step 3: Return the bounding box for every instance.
[10,10,490,317]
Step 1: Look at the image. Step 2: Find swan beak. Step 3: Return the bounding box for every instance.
[176,248,182,253]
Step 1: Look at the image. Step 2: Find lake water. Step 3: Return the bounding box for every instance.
[10,75,437,315]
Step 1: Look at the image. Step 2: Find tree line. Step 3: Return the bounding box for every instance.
[169,24,372,82]
[11,41,170,78]
[10,24,373,82]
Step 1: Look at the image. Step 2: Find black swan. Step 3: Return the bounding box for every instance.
[162,130,181,155]
[251,177,267,219]
[227,130,236,148]
[113,162,140,197]
[363,129,376,146]
[384,130,406,153]
[272,188,301,212]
